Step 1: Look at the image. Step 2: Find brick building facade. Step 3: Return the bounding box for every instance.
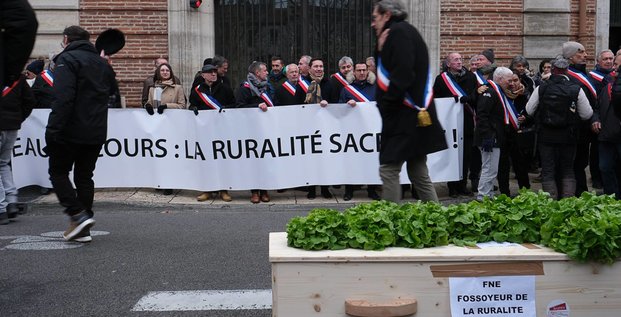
[30,0,607,108]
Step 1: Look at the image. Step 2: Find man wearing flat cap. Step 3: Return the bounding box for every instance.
[189,63,235,203]
[563,41,598,196]
[525,56,593,199]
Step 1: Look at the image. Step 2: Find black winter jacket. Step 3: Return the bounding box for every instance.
[275,81,306,106]
[596,84,621,143]
[45,40,118,144]
[0,76,34,130]
[474,82,506,148]
[433,69,478,137]
[189,80,235,110]
[374,18,447,164]
[31,71,54,108]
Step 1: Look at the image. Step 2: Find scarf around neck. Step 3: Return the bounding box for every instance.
[305,72,324,104]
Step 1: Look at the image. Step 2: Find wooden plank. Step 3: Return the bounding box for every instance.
[269,232,569,263]
[430,261,545,277]
[345,298,417,317]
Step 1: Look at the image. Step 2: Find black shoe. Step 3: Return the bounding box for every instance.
[458,185,472,196]
[0,212,9,225]
[367,191,381,201]
[307,190,316,199]
[592,180,603,189]
[63,211,95,241]
[448,188,459,198]
[7,203,20,219]
[74,228,92,243]
[321,189,333,199]
[343,193,353,201]
[163,189,173,195]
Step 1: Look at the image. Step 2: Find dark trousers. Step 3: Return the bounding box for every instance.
[498,132,531,196]
[598,142,621,199]
[574,140,589,196]
[47,140,102,216]
[539,142,576,199]
[469,144,482,183]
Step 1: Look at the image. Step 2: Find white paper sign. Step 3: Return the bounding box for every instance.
[12,99,462,190]
[449,276,536,317]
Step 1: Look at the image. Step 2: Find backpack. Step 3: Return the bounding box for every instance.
[537,78,581,128]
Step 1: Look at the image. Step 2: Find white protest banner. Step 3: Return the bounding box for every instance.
[449,276,536,317]
[12,98,462,191]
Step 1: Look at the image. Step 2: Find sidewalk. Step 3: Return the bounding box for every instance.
[19,175,547,208]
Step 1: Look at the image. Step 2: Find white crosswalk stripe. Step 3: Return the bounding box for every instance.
[131,289,272,311]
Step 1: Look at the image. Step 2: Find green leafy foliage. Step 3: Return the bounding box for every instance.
[286,208,348,250]
[285,191,621,263]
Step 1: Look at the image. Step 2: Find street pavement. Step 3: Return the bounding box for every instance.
[1,179,546,316]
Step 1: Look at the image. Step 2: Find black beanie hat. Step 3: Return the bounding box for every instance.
[481,49,495,64]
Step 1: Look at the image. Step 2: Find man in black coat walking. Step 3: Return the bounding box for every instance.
[372,0,447,203]
[45,26,119,242]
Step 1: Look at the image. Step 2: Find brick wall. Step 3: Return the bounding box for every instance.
[440,0,597,69]
[80,0,169,108]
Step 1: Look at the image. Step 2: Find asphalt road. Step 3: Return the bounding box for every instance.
[0,203,324,317]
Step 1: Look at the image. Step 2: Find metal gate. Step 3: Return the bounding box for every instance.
[215,0,375,90]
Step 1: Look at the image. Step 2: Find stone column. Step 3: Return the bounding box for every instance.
[30,0,79,59]
[404,0,441,76]
[168,0,215,91]
[596,0,610,57]
[523,0,571,68]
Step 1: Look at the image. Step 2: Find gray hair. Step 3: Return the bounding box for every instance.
[366,56,375,64]
[248,61,266,74]
[300,55,311,64]
[445,52,462,64]
[375,0,408,20]
[493,67,513,82]
[597,49,614,61]
[338,56,353,67]
[212,55,228,67]
[510,55,529,70]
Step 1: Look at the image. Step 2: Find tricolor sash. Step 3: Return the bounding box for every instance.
[589,69,606,83]
[299,78,310,93]
[332,72,369,101]
[244,81,275,107]
[41,70,54,86]
[440,72,466,98]
[568,67,597,98]
[377,58,433,111]
[194,85,222,110]
[474,70,486,86]
[260,92,274,107]
[282,81,296,96]
[2,80,19,97]
[488,80,519,129]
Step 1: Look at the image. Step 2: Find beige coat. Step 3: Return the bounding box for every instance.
[147,79,187,109]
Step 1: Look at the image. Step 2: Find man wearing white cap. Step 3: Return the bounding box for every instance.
[563,41,597,196]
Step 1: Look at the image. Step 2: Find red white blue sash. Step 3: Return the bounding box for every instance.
[299,78,309,93]
[41,70,54,86]
[568,67,597,98]
[474,70,486,86]
[377,58,433,110]
[589,69,605,83]
[2,80,19,97]
[260,92,274,107]
[488,80,519,129]
[194,85,222,110]
[333,73,370,102]
[244,81,275,107]
[440,72,466,98]
[282,81,296,96]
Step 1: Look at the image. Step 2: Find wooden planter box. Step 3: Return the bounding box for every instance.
[269,232,621,317]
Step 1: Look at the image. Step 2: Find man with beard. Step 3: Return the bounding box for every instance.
[46,26,118,241]
[268,56,286,92]
[275,64,306,106]
[433,52,478,197]
[304,57,333,199]
[235,61,275,203]
[327,56,355,103]
[563,41,598,195]
[372,0,447,203]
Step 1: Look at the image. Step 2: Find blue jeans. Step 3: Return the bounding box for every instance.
[0,130,18,213]
[598,142,621,199]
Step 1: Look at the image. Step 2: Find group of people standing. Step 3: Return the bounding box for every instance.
[437,43,621,201]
